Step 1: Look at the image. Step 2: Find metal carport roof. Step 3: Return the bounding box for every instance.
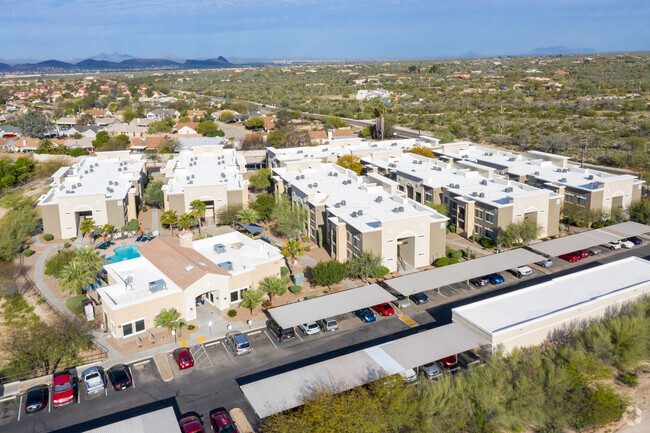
[386,249,546,297]
[529,222,649,257]
[240,322,487,418]
[82,406,179,433]
[268,284,396,329]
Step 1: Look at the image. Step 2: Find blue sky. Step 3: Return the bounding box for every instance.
[1,0,648,61]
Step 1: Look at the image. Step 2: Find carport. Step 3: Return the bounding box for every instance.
[268,284,396,328]
[385,249,546,297]
[81,406,180,432]
[240,322,488,417]
[529,221,650,257]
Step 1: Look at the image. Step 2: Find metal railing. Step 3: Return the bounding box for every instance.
[0,351,107,385]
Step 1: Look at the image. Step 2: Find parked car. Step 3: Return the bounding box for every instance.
[81,367,106,395]
[106,364,132,390]
[210,408,239,433]
[469,276,489,287]
[179,415,205,433]
[173,348,195,370]
[298,322,321,336]
[437,355,458,369]
[420,362,443,380]
[372,303,395,316]
[627,236,643,245]
[317,318,339,332]
[52,371,75,408]
[399,368,418,383]
[409,292,429,305]
[266,319,297,342]
[536,258,553,268]
[606,241,622,250]
[512,265,532,278]
[559,252,581,262]
[619,239,635,249]
[588,247,602,256]
[225,331,252,356]
[24,385,48,414]
[488,273,505,285]
[392,293,411,309]
[458,351,483,370]
[577,250,590,259]
[354,308,376,323]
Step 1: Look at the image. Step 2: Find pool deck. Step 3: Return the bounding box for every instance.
[98,237,150,263]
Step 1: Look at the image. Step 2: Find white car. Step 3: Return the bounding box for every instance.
[606,241,624,250]
[298,322,321,336]
[619,240,635,249]
[513,265,532,278]
[399,368,418,383]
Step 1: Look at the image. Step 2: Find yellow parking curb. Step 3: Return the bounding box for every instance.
[399,315,418,327]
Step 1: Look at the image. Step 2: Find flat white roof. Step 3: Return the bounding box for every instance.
[274,163,447,233]
[453,256,650,337]
[370,153,557,207]
[241,322,487,418]
[387,249,546,296]
[99,256,182,309]
[269,284,396,328]
[81,406,179,433]
[530,222,650,257]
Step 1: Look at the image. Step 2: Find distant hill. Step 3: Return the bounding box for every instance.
[527,46,598,55]
[89,52,134,62]
[1,56,234,73]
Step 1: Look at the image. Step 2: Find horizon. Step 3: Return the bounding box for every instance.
[2,0,648,62]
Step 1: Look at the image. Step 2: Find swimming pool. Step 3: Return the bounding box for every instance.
[105,245,141,264]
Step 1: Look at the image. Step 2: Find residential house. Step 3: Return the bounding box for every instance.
[173,122,199,135]
[146,108,180,121]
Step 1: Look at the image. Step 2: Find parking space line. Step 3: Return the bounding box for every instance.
[129,366,136,388]
[205,341,220,347]
[263,330,278,348]
[17,395,22,421]
[295,332,304,342]
[133,360,150,367]
[220,341,234,362]
[247,330,261,336]
[105,387,108,397]
[48,392,51,412]
[0,396,15,403]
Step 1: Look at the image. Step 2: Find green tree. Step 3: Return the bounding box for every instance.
[99,224,116,241]
[426,202,448,216]
[237,208,260,224]
[159,136,180,154]
[240,289,264,314]
[373,103,387,139]
[629,200,650,224]
[190,200,207,235]
[147,119,174,134]
[160,210,179,236]
[281,239,310,274]
[497,221,540,247]
[245,116,265,130]
[311,260,348,288]
[122,108,137,123]
[74,247,104,275]
[336,155,363,175]
[79,219,95,241]
[406,145,436,158]
[272,195,308,238]
[154,308,186,332]
[217,203,244,226]
[16,110,51,138]
[346,251,383,283]
[250,193,276,220]
[59,260,95,294]
[92,130,110,148]
[195,120,224,137]
[325,115,347,128]
[267,129,284,148]
[249,168,272,190]
[218,111,235,122]
[35,138,57,154]
[143,180,164,207]
[177,213,195,230]
[259,276,287,303]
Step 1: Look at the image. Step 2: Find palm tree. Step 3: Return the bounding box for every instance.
[160,210,179,236]
[154,308,186,332]
[190,200,207,235]
[79,218,95,243]
[237,208,260,225]
[177,213,194,231]
[373,103,387,139]
[259,276,287,303]
[100,223,116,241]
[240,289,264,315]
[59,260,95,294]
[281,239,309,275]
[75,248,104,275]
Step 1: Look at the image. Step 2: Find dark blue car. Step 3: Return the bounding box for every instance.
[488,273,505,285]
[627,237,643,245]
[354,308,376,323]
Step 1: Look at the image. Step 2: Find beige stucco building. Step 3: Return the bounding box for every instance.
[37,151,145,239]
[273,162,448,273]
[161,145,249,221]
[98,230,283,339]
[366,153,562,241]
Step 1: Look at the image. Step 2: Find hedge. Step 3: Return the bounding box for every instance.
[451,251,463,259]
[448,225,456,233]
[23,249,34,257]
[592,221,604,228]
[43,233,54,241]
[604,219,617,226]
[435,257,450,267]
[371,266,389,279]
[63,242,71,248]
[449,257,459,264]
[121,218,140,232]
[227,309,237,317]
[281,267,289,276]
[480,238,496,248]
[289,285,302,294]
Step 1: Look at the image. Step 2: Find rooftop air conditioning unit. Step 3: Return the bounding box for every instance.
[300,175,305,179]
[313,182,318,187]
[296,176,300,180]
[333,172,338,176]
[393,207,399,212]
[480,179,488,185]
[587,175,594,180]
[505,187,513,192]
[188,180,193,184]
[508,157,516,161]
[213,243,226,254]
[351,211,357,217]
[479,192,485,198]
[418,160,423,165]
[308,184,313,188]
[328,172,332,176]
[191,174,195,179]
[358,210,363,216]
[221,173,226,178]
[114,181,118,185]
[534,171,540,175]
[559,178,567,183]
[556,168,563,172]
[149,279,167,293]
[399,206,404,212]
[89,168,94,172]
[472,192,478,196]
[341,200,346,206]
[334,203,341,208]
[84,170,88,174]
[71,185,76,189]
[218,261,234,272]
[297,150,303,154]
[109,181,113,185]
[562,169,568,172]
[375,196,383,203]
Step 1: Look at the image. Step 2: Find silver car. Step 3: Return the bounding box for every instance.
[420,362,443,380]
[225,331,252,356]
[317,318,339,332]
[81,367,106,395]
[298,322,321,336]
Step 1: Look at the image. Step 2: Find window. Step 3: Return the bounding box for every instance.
[565,193,574,203]
[135,319,145,333]
[485,212,494,224]
[443,195,449,205]
[459,207,465,220]
[451,215,457,225]
[353,234,361,251]
[122,323,133,337]
[475,224,483,235]
[475,209,483,220]
[451,200,457,211]
[485,228,494,240]
[576,196,587,206]
[425,192,432,203]
[230,287,248,303]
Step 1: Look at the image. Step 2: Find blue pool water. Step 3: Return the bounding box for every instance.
[105,245,141,264]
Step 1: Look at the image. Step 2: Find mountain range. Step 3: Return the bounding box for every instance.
[0,56,233,73]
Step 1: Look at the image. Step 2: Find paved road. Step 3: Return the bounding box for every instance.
[4,244,649,433]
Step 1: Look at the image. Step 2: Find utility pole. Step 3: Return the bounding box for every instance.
[581,138,587,168]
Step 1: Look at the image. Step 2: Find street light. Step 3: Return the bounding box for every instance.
[172,329,177,346]
[208,320,213,337]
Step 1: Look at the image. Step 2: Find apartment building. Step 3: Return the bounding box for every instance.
[161,145,248,220]
[367,153,562,240]
[437,143,644,212]
[37,151,145,239]
[98,230,283,339]
[273,162,448,272]
[266,136,440,171]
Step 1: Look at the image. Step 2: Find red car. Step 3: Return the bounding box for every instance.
[210,408,239,433]
[173,347,194,370]
[372,303,395,316]
[577,250,590,259]
[179,415,205,433]
[437,355,458,369]
[52,372,75,407]
[559,252,581,263]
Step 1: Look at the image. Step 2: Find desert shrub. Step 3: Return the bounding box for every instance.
[451,251,462,259]
[281,266,289,276]
[448,257,459,264]
[592,221,604,228]
[227,309,237,317]
[43,233,54,241]
[620,372,638,387]
[435,257,450,267]
[63,242,71,248]
[604,219,617,226]
[371,266,389,279]
[44,249,76,278]
[480,238,496,248]
[448,225,456,233]
[187,324,195,330]
[23,249,34,257]
[445,246,454,255]
[289,285,302,294]
[121,218,140,232]
[578,385,627,427]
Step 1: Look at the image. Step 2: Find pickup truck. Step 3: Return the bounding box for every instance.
[512,265,532,278]
[81,367,106,395]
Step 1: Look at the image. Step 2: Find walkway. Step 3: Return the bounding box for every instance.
[151,207,159,232]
